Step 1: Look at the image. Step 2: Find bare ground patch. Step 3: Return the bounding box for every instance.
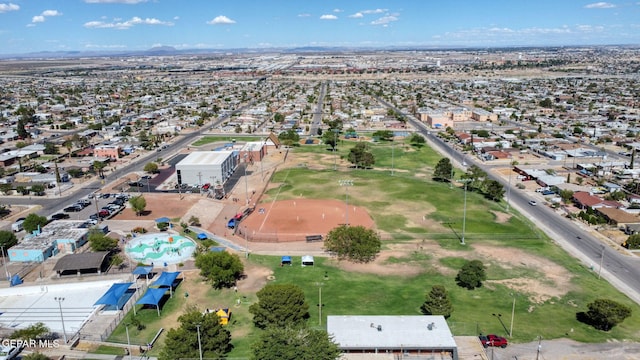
[491,210,512,224]
[327,240,572,304]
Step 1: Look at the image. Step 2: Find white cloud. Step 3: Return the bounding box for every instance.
[349,12,363,18]
[371,15,398,26]
[362,8,388,14]
[207,15,236,25]
[298,13,311,17]
[84,16,174,29]
[584,2,616,8]
[320,14,338,20]
[84,0,148,4]
[41,10,62,17]
[333,8,343,13]
[30,9,62,24]
[0,3,19,13]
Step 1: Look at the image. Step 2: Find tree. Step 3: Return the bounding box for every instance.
[325,225,381,263]
[322,130,339,150]
[278,129,300,146]
[30,184,45,196]
[623,234,640,249]
[188,216,201,226]
[129,195,147,216]
[582,298,632,331]
[22,353,51,360]
[43,142,59,155]
[0,231,18,252]
[92,161,107,178]
[11,322,49,340]
[144,162,159,174]
[88,230,118,252]
[249,283,309,329]
[559,189,574,203]
[372,130,393,141]
[420,285,453,318]
[195,251,244,289]
[251,327,341,360]
[347,142,375,169]
[23,213,48,233]
[159,308,232,360]
[456,260,487,290]
[409,133,425,147]
[483,179,505,201]
[433,158,453,182]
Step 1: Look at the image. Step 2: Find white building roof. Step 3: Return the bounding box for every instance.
[327,315,456,350]
[177,151,234,166]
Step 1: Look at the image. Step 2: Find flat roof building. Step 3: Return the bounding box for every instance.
[175,151,236,186]
[327,315,458,359]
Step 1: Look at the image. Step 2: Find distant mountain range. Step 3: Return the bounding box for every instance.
[0,44,637,60]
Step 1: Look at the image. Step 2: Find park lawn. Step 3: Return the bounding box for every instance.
[249,254,640,343]
[191,135,262,147]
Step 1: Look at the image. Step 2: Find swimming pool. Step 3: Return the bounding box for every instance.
[126,233,196,265]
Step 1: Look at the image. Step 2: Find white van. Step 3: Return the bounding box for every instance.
[11,219,24,232]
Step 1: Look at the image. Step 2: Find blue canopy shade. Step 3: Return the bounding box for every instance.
[281,256,292,262]
[152,271,180,288]
[155,217,170,223]
[197,233,208,240]
[132,266,153,275]
[136,287,167,306]
[94,282,133,306]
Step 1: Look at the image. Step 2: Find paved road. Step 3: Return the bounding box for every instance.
[308,81,327,136]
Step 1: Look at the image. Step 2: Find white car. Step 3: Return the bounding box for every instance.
[528,200,538,206]
[0,345,20,360]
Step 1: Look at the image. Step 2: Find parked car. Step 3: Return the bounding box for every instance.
[64,205,83,212]
[11,220,24,232]
[51,213,70,220]
[479,334,508,348]
[0,345,21,360]
[98,209,110,218]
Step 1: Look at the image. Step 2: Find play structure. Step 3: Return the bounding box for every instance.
[205,308,232,325]
[126,233,196,265]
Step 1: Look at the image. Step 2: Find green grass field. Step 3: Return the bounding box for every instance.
[102,138,640,358]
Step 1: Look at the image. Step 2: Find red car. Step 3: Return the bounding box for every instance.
[479,334,508,348]
[202,183,210,190]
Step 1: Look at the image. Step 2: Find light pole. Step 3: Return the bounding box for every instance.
[243,154,249,205]
[510,295,516,338]
[460,179,471,245]
[506,162,513,212]
[338,180,353,226]
[196,324,203,360]
[1,246,9,280]
[54,297,67,344]
[333,129,339,171]
[244,226,249,258]
[598,245,605,279]
[125,324,132,360]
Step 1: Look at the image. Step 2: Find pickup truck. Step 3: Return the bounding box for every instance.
[479,334,508,348]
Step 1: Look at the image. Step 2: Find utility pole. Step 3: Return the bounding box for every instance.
[598,245,605,279]
[391,139,395,176]
[535,336,542,360]
[196,324,203,360]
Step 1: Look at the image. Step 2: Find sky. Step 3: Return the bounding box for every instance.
[0,0,638,55]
